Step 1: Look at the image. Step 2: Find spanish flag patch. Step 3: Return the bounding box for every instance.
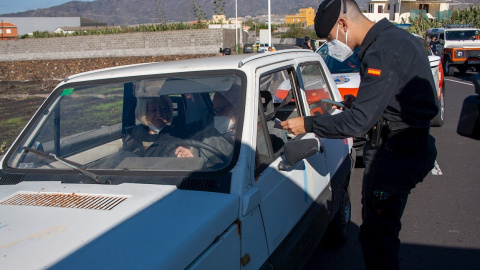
[367,68,382,77]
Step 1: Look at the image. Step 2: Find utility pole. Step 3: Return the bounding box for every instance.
[268,0,271,47]
[235,0,238,51]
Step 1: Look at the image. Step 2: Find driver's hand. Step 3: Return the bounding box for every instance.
[281,117,306,135]
[175,146,194,158]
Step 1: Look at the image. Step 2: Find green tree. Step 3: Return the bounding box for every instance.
[213,0,226,15]
[405,5,480,37]
[192,1,207,23]
[155,0,167,23]
[446,6,480,28]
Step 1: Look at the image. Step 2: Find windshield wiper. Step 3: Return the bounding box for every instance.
[23,147,108,184]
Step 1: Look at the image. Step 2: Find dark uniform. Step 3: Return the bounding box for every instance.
[304,18,438,269]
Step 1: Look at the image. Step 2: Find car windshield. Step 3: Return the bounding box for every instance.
[445,30,480,41]
[317,44,361,74]
[6,74,244,174]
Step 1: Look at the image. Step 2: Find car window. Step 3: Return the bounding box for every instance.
[7,74,244,174]
[446,30,479,41]
[317,45,361,74]
[255,68,297,172]
[299,63,334,116]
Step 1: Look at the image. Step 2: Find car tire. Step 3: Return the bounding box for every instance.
[444,58,455,76]
[459,66,468,74]
[431,83,445,127]
[323,184,351,247]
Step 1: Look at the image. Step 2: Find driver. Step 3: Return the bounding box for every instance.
[122,96,187,157]
[174,90,238,166]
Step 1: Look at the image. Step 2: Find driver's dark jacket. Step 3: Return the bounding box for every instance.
[122,125,185,157]
[304,18,438,138]
[122,124,233,165]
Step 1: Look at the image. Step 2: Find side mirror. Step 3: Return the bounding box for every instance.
[457,75,480,140]
[278,138,320,171]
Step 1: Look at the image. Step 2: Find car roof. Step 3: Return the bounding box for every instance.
[62,49,318,84]
[429,28,480,31]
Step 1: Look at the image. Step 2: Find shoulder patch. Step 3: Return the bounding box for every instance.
[367,68,381,77]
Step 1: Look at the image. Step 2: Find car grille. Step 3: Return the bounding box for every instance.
[0,192,128,210]
[466,50,480,58]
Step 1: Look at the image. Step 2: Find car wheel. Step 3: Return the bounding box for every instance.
[431,83,445,127]
[444,58,455,76]
[323,184,351,247]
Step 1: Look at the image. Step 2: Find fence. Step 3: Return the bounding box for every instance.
[0,29,237,61]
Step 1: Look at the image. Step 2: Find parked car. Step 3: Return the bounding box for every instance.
[316,34,445,156]
[222,47,231,55]
[243,43,254,54]
[0,50,354,269]
[426,25,480,76]
[258,43,269,53]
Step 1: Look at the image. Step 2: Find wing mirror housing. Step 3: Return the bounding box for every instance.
[457,75,480,140]
[278,138,320,171]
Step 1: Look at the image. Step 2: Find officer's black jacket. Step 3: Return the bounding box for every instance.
[304,18,439,138]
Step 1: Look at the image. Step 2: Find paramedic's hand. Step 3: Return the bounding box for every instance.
[281,117,306,135]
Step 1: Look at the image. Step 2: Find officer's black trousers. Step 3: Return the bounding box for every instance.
[359,135,437,270]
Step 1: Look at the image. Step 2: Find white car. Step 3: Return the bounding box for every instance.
[0,50,354,269]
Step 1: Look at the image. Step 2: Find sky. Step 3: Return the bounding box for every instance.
[0,0,95,14]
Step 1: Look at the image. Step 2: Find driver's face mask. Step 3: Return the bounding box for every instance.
[327,24,353,62]
[214,116,235,134]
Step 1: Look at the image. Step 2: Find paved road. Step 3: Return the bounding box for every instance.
[303,72,480,269]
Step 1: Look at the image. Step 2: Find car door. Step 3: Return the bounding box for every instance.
[253,63,330,255]
[298,61,352,195]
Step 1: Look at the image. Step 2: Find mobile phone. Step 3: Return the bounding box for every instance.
[320,99,345,109]
[274,118,282,129]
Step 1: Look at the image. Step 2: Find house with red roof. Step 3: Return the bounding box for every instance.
[0,21,18,40]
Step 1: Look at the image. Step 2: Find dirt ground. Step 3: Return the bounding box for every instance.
[0,81,53,154]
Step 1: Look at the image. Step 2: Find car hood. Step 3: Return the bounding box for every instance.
[0,181,239,269]
[332,72,361,98]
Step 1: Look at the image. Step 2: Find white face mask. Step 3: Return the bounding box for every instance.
[214,116,235,134]
[148,124,163,134]
[327,24,353,62]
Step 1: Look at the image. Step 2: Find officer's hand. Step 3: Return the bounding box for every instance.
[340,94,356,109]
[281,117,306,135]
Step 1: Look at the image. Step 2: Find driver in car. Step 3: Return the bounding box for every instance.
[174,90,237,166]
[122,95,187,157]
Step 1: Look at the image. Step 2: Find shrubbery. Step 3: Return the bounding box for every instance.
[405,6,480,37]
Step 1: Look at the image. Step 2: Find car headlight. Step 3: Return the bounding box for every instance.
[455,50,464,58]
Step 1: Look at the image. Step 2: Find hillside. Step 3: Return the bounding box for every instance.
[0,0,368,26]
[1,0,478,26]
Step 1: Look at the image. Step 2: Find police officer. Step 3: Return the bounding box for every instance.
[280,0,438,269]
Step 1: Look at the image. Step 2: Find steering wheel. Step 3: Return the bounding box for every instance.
[164,139,230,165]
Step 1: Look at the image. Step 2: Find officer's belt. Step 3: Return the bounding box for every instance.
[384,127,430,139]
[369,117,430,149]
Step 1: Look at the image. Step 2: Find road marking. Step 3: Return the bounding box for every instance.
[444,78,474,86]
[431,160,443,175]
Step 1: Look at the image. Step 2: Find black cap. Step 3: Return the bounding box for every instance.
[315,0,343,38]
